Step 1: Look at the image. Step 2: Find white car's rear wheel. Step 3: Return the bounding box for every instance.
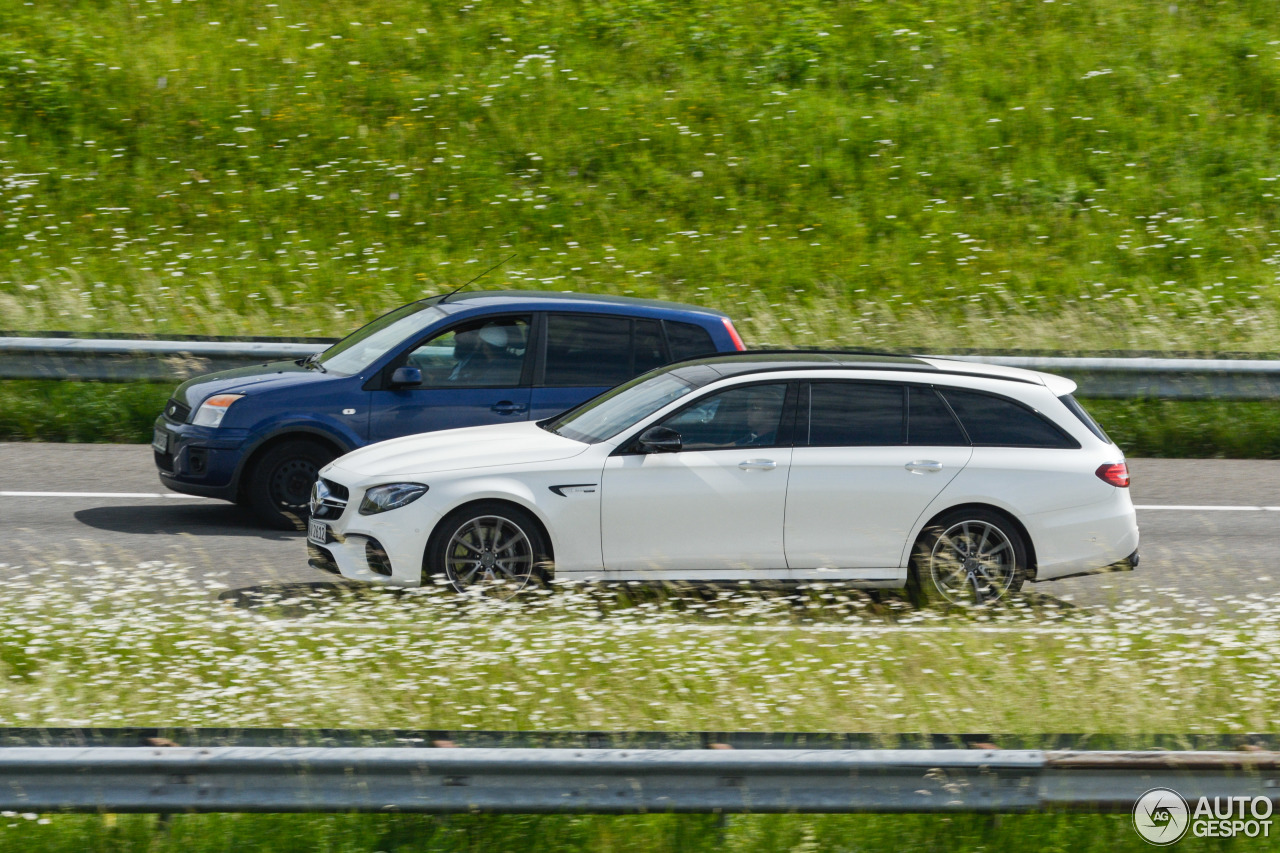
[427,502,550,599]
[909,509,1028,607]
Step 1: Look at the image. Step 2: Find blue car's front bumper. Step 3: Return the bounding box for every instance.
[153,417,251,502]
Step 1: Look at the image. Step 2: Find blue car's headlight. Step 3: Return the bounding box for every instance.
[359,483,429,515]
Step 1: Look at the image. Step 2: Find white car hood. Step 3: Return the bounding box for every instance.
[328,421,591,480]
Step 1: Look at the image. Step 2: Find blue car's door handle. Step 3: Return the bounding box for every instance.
[491,401,528,415]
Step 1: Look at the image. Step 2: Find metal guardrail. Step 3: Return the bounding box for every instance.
[0,336,324,382]
[0,746,1276,814]
[3,336,1280,398]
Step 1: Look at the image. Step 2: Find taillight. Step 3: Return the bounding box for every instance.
[722,317,746,351]
[1096,462,1130,488]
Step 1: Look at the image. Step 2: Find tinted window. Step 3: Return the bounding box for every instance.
[807,382,904,446]
[544,314,633,386]
[665,321,717,361]
[940,389,1077,448]
[404,316,530,388]
[634,319,667,375]
[661,383,788,450]
[1060,394,1112,443]
[908,387,968,446]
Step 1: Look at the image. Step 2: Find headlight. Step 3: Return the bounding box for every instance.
[359,483,429,515]
[191,394,244,428]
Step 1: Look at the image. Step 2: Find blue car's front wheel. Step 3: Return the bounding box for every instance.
[246,439,335,530]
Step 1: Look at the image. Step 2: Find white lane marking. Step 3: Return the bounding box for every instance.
[0,491,210,500]
[1134,504,1280,511]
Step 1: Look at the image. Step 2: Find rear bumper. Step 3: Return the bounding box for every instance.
[1026,489,1140,582]
[1036,549,1139,583]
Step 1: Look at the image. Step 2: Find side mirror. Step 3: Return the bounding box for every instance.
[390,366,423,387]
[637,425,682,454]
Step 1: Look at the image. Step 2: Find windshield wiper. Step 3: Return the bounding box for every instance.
[298,352,327,373]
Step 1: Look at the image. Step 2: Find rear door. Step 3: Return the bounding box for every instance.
[368,314,533,441]
[783,382,972,571]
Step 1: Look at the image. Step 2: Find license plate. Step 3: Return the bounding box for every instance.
[308,519,330,546]
[151,427,170,453]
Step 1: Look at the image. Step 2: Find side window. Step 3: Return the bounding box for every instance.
[808,382,905,446]
[544,314,634,387]
[660,383,788,451]
[404,316,530,388]
[1060,394,1112,444]
[665,321,717,361]
[634,319,667,375]
[907,387,968,446]
[940,388,1078,448]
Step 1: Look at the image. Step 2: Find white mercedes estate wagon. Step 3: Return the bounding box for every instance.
[307,353,1139,605]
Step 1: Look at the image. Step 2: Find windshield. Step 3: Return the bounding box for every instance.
[317,302,447,375]
[545,373,697,444]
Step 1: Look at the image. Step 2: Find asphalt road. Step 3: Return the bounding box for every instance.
[1,443,1277,612]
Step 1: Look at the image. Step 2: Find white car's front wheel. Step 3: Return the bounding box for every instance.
[909,509,1028,608]
[426,502,551,598]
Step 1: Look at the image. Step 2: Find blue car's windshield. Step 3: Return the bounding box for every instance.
[544,372,698,444]
[318,302,446,375]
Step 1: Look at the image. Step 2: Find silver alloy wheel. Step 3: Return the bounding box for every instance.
[927,520,1018,606]
[443,514,536,598]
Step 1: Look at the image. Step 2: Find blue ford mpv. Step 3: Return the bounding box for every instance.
[154,291,746,527]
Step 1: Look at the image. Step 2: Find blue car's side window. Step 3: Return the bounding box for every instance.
[405,317,531,388]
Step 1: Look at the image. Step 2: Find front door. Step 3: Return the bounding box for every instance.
[600,382,791,574]
[369,315,533,441]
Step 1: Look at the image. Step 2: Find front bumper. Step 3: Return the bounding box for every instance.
[153,416,251,502]
[307,493,441,586]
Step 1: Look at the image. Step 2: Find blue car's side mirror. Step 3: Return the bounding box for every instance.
[390,366,423,387]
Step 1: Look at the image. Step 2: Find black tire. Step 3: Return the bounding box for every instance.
[245,440,335,530]
[907,509,1028,608]
[425,501,551,598]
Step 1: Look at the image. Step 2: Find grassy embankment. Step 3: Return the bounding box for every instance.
[1,0,1279,346]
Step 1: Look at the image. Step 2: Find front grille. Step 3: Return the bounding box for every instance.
[310,477,349,520]
[154,448,174,473]
[164,398,191,424]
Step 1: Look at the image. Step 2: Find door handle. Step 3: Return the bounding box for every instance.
[738,459,777,471]
[905,460,944,474]
[491,401,528,415]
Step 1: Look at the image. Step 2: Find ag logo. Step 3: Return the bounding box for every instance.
[1133,787,1190,845]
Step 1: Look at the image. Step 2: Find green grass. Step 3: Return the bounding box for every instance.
[1,0,1280,352]
[1,568,1275,734]
[0,812,1254,853]
[4,379,1280,458]
[0,380,170,443]
[1083,397,1280,458]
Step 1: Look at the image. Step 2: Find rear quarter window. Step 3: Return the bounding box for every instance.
[940,388,1079,449]
[665,321,717,361]
[1059,394,1112,444]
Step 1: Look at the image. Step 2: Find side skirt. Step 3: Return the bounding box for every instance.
[555,568,904,587]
